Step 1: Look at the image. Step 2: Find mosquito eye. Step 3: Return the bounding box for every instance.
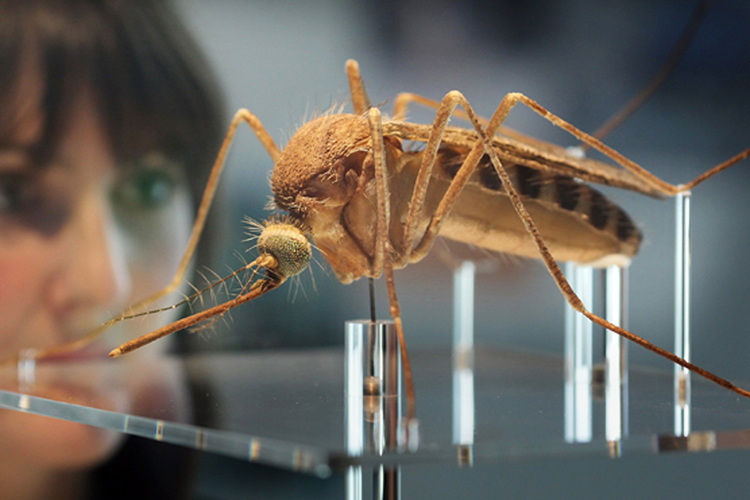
[300,161,360,204]
[301,185,323,199]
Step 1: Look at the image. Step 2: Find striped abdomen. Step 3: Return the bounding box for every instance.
[390,146,642,268]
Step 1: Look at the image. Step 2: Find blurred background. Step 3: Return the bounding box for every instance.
[169,0,750,381]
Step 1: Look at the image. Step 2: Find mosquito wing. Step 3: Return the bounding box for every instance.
[384,121,663,197]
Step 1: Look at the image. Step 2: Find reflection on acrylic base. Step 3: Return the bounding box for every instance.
[0,338,749,479]
[17,348,38,391]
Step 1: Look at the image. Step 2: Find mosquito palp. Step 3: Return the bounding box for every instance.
[109,216,312,357]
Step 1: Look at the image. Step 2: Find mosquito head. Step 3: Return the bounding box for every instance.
[257,217,312,279]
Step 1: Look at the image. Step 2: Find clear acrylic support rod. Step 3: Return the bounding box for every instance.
[674,191,692,436]
[452,261,475,466]
[604,265,629,450]
[564,263,593,443]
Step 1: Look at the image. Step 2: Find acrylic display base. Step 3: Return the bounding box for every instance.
[1,342,750,478]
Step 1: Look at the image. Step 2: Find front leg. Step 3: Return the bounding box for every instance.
[366,107,417,422]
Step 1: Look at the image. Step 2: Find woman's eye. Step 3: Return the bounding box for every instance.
[114,168,177,210]
[0,176,35,214]
[0,174,68,234]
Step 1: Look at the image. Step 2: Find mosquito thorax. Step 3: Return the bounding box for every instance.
[257,219,312,279]
[270,113,371,213]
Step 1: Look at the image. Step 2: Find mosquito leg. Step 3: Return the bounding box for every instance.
[391,94,485,266]
[114,259,259,325]
[110,262,283,357]
[392,89,560,266]
[366,107,417,421]
[681,148,750,190]
[489,93,750,195]
[393,92,550,154]
[394,93,491,127]
[125,108,281,314]
[396,88,749,196]
[349,59,388,305]
[587,0,712,143]
[366,108,390,278]
[347,60,385,317]
[393,93,489,131]
[346,59,372,115]
[393,93,443,121]
[385,258,416,422]
[399,90,517,263]
[369,278,377,322]
[399,90,613,261]
[407,92,559,259]
[397,90,750,399]
[460,101,750,399]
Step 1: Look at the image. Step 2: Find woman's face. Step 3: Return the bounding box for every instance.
[0,95,194,356]
[0,65,195,474]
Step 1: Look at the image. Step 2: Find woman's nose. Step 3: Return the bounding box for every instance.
[47,191,131,319]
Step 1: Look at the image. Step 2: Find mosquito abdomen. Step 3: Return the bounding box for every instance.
[394,147,642,268]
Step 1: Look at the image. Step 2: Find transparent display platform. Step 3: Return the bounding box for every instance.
[2,342,750,479]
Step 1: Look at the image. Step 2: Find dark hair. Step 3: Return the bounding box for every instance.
[0,1,225,497]
[0,0,225,212]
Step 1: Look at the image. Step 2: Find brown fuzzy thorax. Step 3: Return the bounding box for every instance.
[271,113,372,215]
